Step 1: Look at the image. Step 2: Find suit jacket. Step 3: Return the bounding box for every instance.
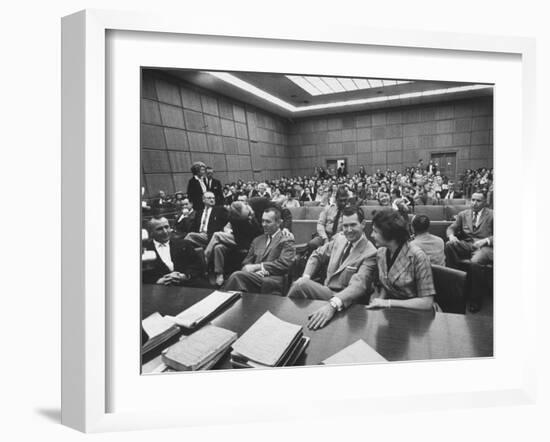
[187,176,206,212]
[304,233,378,307]
[248,197,292,232]
[192,206,228,239]
[242,230,295,276]
[141,238,203,284]
[206,177,224,206]
[174,210,197,235]
[446,208,493,244]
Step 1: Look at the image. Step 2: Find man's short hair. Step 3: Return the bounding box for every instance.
[411,214,430,234]
[147,216,168,232]
[203,191,215,201]
[342,205,365,223]
[372,209,410,244]
[263,206,282,222]
[206,166,213,171]
[335,185,349,199]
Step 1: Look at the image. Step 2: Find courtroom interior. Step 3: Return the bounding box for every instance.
[140,68,494,373]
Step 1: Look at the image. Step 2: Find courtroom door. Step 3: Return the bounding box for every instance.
[430,152,457,182]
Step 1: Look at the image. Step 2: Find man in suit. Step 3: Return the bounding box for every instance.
[184,192,228,248]
[223,207,295,295]
[142,216,204,285]
[173,197,196,238]
[307,186,349,251]
[187,161,207,211]
[288,205,378,330]
[445,192,493,312]
[410,214,445,266]
[205,166,224,206]
[445,192,493,267]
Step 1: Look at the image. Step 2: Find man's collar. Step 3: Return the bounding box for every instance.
[153,239,170,248]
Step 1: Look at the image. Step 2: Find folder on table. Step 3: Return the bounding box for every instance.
[230,311,309,368]
[174,290,241,330]
[141,312,180,355]
[321,339,387,365]
[162,324,238,371]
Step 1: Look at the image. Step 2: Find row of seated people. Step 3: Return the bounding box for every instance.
[142,187,493,324]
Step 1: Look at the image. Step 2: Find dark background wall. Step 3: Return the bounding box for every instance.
[141,70,291,197]
[141,70,493,197]
[288,97,493,178]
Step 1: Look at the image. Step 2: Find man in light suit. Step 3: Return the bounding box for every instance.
[288,205,378,330]
[445,192,493,312]
[445,192,493,267]
[223,207,295,295]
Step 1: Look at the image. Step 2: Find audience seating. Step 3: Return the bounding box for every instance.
[441,198,466,205]
[444,205,469,221]
[413,205,446,220]
[432,265,467,314]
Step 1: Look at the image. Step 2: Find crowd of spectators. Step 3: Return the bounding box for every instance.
[142,159,494,324]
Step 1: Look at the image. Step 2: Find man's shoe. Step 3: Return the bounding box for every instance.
[215,274,224,287]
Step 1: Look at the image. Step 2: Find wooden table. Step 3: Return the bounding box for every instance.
[141,284,493,370]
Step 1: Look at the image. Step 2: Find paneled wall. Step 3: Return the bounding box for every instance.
[141,70,291,198]
[141,69,493,196]
[288,97,493,177]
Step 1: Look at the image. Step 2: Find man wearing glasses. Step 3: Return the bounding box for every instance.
[184,192,228,248]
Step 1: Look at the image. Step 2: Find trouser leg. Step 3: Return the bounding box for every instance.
[213,243,230,275]
[223,270,263,293]
[444,240,474,269]
[287,278,335,300]
[184,232,208,248]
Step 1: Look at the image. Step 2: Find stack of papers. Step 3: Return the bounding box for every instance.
[174,291,241,329]
[230,311,309,368]
[141,312,180,355]
[162,325,238,371]
[321,339,387,365]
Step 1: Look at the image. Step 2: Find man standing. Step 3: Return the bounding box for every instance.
[142,216,203,285]
[223,207,295,295]
[445,192,493,312]
[205,166,224,206]
[410,215,445,266]
[184,192,227,248]
[308,186,349,251]
[288,206,378,330]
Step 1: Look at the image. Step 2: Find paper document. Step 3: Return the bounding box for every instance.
[322,339,387,365]
[175,290,240,329]
[142,312,176,338]
[231,311,302,367]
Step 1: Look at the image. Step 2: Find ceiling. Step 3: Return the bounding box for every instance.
[157,68,493,119]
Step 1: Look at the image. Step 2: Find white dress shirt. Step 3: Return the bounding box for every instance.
[153,240,174,272]
[199,207,212,233]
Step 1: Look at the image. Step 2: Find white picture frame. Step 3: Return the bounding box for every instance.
[61,9,537,433]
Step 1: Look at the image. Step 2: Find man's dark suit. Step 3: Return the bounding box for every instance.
[191,206,228,239]
[187,176,206,212]
[174,210,196,237]
[141,238,204,284]
[206,177,224,206]
[223,231,296,295]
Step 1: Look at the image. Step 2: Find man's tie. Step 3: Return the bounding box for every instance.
[339,242,352,266]
[265,234,272,250]
[473,211,479,230]
[331,208,343,236]
[200,208,209,233]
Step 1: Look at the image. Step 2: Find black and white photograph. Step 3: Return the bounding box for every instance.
[140,68,494,373]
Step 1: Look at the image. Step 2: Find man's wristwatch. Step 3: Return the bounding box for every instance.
[329,296,344,312]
